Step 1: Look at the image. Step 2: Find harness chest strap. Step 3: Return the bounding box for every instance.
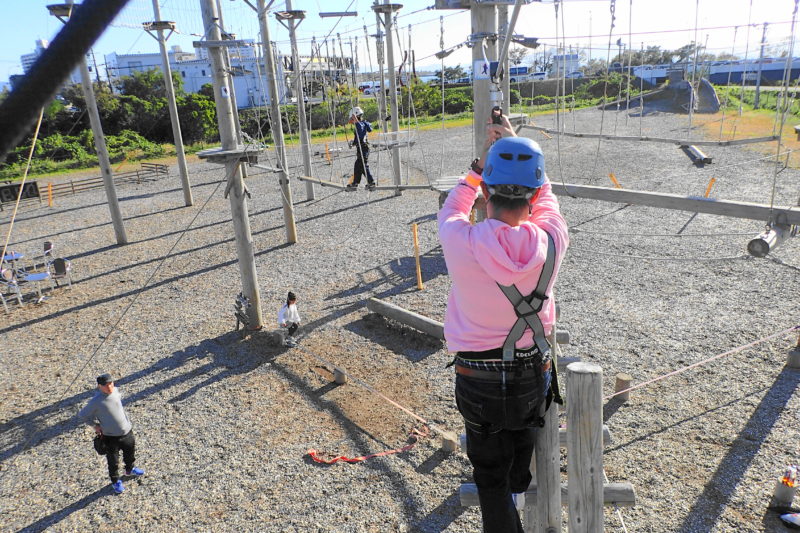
[496,231,557,363]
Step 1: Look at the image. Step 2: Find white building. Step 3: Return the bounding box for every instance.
[20,39,84,85]
[550,53,581,78]
[105,42,289,108]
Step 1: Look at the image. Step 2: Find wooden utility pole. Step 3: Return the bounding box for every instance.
[198,0,264,328]
[373,0,402,195]
[280,1,315,200]
[470,2,498,157]
[754,23,768,109]
[372,19,389,132]
[49,2,127,245]
[145,1,193,207]
[255,0,297,243]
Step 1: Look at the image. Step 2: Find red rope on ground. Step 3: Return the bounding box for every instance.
[307,426,430,465]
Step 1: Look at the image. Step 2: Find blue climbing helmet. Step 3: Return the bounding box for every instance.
[483,137,546,198]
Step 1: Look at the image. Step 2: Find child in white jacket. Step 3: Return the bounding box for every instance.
[278,291,301,346]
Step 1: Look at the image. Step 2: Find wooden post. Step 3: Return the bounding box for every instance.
[325,142,331,164]
[470,1,497,157]
[148,1,193,206]
[788,335,800,369]
[440,431,459,453]
[567,362,604,533]
[614,373,633,402]
[526,330,562,532]
[412,222,424,290]
[256,0,298,244]
[47,183,53,207]
[284,0,316,201]
[201,0,265,328]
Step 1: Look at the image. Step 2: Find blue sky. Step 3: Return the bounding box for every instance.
[0,0,791,84]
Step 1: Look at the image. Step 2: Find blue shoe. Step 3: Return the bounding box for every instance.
[512,492,525,510]
[125,467,144,477]
[112,480,125,494]
[782,513,800,529]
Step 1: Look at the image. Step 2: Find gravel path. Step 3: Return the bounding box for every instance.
[1,107,798,532]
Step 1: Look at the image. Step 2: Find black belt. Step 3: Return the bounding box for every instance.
[455,361,550,381]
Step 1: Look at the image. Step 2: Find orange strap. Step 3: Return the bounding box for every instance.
[307,426,429,465]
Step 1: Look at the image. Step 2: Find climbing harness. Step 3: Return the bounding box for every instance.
[495,231,564,408]
[496,232,556,363]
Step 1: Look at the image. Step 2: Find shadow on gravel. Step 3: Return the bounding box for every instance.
[679,366,800,532]
[603,386,769,455]
[0,331,272,465]
[0,237,297,337]
[1,175,223,229]
[268,357,432,521]
[344,314,442,363]
[411,491,467,532]
[326,247,446,302]
[9,205,188,248]
[17,485,110,533]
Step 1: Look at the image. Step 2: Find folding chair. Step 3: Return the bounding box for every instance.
[50,257,73,287]
[0,268,25,308]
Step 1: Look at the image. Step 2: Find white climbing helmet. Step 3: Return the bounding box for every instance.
[349,106,364,118]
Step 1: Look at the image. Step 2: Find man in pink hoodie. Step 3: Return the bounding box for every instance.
[438,119,568,533]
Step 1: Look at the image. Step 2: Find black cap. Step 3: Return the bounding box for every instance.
[96,373,113,386]
[287,291,296,301]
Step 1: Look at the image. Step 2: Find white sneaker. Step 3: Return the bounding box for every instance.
[512,492,525,510]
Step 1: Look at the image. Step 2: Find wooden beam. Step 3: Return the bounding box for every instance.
[519,124,777,147]
[459,482,636,507]
[294,175,347,189]
[366,297,444,339]
[551,183,800,225]
[459,425,612,452]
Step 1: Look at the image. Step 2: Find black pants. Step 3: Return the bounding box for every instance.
[104,430,136,482]
[455,371,551,533]
[287,322,298,336]
[352,145,374,186]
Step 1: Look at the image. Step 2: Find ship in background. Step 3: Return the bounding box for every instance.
[622,57,800,86]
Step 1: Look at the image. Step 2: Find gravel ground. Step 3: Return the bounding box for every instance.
[0,107,798,533]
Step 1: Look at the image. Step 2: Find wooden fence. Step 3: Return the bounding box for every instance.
[0,163,168,211]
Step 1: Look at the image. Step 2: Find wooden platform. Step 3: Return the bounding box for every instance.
[196,146,265,164]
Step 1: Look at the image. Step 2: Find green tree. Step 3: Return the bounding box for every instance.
[117,68,184,99]
[177,93,217,143]
[434,65,467,84]
[509,48,529,66]
[198,83,215,99]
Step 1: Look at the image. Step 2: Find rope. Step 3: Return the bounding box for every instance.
[552,1,571,196]
[770,0,800,216]
[604,325,799,401]
[571,248,749,262]
[307,426,429,464]
[688,0,701,133]
[571,229,757,238]
[292,342,451,439]
[718,26,739,141]
[588,0,617,183]
[0,109,45,267]
[739,1,755,119]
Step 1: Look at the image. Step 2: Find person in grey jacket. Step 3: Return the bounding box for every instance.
[77,373,143,494]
